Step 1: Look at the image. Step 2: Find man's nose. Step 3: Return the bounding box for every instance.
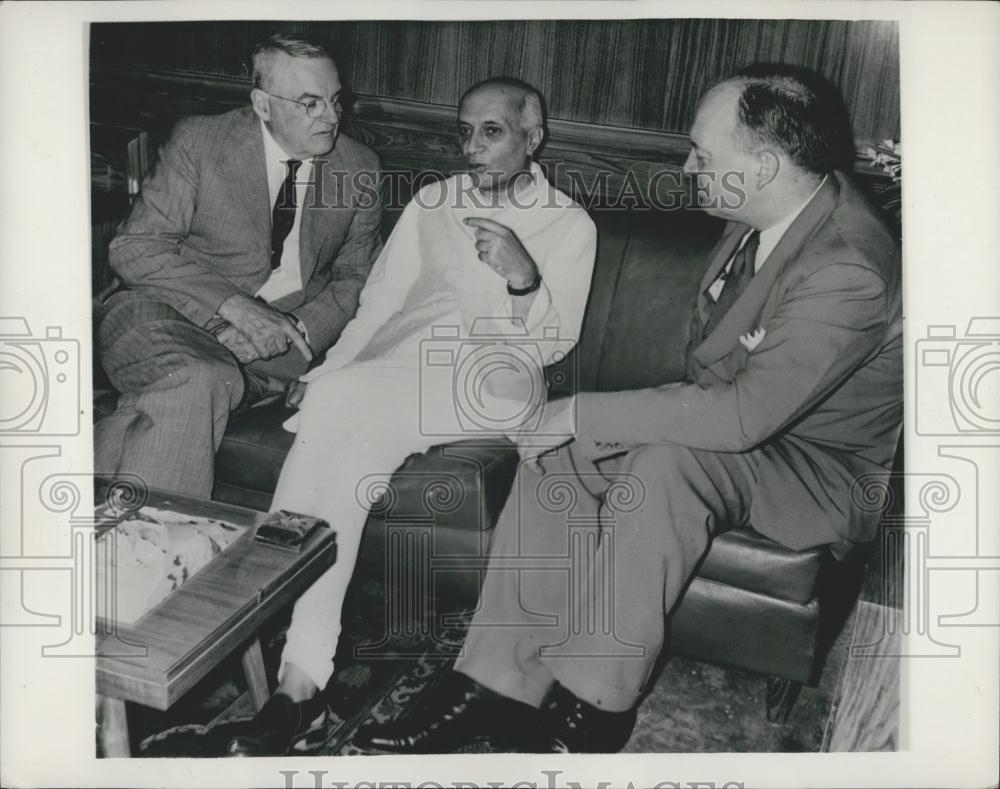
[316,102,341,123]
[682,150,696,175]
[464,133,485,154]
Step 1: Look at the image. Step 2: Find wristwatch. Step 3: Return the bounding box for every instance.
[507,271,542,296]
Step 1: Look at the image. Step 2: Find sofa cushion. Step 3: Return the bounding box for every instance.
[371,439,519,533]
[669,577,820,684]
[214,400,295,495]
[699,528,823,605]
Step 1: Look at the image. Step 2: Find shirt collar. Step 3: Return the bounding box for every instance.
[260,119,312,167]
[756,174,829,262]
[457,160,544,211]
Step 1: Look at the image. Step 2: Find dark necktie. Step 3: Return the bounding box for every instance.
[271,159,302,270]
[704,230,760,338]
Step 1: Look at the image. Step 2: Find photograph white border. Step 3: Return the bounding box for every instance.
[1,1,997,787]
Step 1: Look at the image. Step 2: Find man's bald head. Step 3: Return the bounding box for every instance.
[460,77,545,135]
[457,77,546,195]
[684,64,849,226]
[716,64,853,176]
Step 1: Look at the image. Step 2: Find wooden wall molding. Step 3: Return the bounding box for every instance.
[90,64,692,164]
[90,63,699,210]
[90,63,886,215]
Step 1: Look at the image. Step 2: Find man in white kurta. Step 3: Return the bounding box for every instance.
[223,78,596,756]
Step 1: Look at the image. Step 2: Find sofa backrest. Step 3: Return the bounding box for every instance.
[574,206,723,392]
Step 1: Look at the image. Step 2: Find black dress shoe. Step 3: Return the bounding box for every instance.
[354,671,538,753]
[542,684,636,753]
[224,693,328,757]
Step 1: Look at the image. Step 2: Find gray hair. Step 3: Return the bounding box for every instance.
[251,32,337,92]
[461,77,545,133]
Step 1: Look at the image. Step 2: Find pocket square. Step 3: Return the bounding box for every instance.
[739,327,767,352]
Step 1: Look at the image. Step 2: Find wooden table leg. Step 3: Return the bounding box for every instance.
[97,694,130,757]
[241,637,271,712]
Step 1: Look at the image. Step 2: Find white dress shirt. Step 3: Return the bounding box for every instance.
[255,120,314,304]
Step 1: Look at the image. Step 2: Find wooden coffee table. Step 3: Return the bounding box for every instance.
[95,485,337,757]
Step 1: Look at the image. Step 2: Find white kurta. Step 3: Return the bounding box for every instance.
[272,164,597,690]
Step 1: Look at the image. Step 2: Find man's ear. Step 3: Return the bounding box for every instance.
[251,88,270,122]
[756,150,779,189]
[526,126,544,157]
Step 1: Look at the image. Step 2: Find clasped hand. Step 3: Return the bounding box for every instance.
[216,294,312,364]
[463,217,538,289]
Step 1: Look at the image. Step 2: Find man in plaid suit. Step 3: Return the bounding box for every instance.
[94,33,382,497]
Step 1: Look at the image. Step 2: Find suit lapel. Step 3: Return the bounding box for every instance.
[693,176,840,367]
[299,158,322,288]
[300,142,349,288]
[219,112,271,256]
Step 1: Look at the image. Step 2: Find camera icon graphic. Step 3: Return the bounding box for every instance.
[0,317,81,435]
[915,318,1000,435]
[419,318,567,438]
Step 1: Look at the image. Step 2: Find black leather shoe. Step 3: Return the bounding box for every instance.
[543,685,636,753]
[354,671,537,753]
[223,693,328,757]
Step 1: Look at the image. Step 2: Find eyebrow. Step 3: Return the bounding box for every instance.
[457,118,505,127]
[298,90,341,101]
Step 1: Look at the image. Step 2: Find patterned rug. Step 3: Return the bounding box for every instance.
[130,572,845,756]
[133,575,469,757]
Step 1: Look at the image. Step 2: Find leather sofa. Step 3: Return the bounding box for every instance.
[97,186,870,720]
[208,197,867,719]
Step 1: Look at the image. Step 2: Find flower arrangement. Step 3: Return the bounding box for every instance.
[862,139,901,232]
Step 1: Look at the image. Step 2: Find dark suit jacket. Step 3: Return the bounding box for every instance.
[106,106,383,355]
[579,172,902,550]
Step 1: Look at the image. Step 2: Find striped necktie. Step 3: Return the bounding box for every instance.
[704,230,760,338]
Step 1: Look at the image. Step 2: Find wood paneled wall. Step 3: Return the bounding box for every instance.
[90,18,900,146]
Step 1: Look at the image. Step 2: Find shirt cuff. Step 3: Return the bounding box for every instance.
[288,312,311,348]
[503,279,554,333]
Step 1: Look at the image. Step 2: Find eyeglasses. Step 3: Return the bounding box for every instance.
[264,91,343,119]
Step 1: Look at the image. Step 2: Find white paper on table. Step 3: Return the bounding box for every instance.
[95,506,247,625]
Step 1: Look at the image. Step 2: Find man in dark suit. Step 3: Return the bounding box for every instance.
[357,64,902,753]
[94,33,382,497]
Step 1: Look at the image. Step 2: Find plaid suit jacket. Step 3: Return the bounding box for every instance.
[107,106,383,354]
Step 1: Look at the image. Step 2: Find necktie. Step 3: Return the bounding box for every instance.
[271,159,302,270]
[704,230,760,338]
